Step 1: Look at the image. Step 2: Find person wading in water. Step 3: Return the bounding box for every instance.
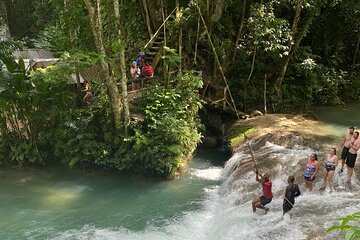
[340,127,354,173]
[320,148,338,192]
[252,171,273,214]
[304,153,319,191]
[346,131,360,187]
[283,175,301,216]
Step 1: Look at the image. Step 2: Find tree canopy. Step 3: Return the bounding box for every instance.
[0,0,359,177]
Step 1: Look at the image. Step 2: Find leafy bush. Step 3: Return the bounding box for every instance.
[327,212,360,240]
[125,71,203,178]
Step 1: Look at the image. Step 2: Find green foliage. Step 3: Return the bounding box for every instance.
[45,104,122,169]
[273,46,351,111]
[247,4,290,57]
[162,47,181,69]
[0,51,74,164]
[327,212,360,240]
[125,71,203,177]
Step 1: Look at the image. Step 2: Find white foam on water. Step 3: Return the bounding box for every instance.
[51,141,360,240]
[190,167,224,181]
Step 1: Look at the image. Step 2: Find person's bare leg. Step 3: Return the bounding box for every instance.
[264,207,269,214]
[252,198,259,213]
[341,159,345,171]
[322,169,328,190]
[328,170,335,192]
[347,167,354,183]
[254,202,267,213]
[309,181,313,191]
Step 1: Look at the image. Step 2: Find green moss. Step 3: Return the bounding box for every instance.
[226,122,257,150]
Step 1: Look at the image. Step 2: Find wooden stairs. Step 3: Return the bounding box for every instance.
[145,31,165,72]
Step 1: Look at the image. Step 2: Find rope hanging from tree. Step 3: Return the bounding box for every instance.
[194,3,240,119]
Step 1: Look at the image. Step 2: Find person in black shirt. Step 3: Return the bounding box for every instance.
[283,175,301,215]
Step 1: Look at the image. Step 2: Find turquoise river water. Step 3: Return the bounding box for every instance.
[0,148,229,239]
[1,103,360,239]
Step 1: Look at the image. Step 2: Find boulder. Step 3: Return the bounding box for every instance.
[250,110,263,118]
[201,136,219,148]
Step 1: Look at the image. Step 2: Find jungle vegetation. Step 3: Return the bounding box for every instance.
[0,0,359,178]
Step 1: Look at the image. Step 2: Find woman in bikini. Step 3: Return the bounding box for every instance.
[304,153,319,191]
[321,148,338,192]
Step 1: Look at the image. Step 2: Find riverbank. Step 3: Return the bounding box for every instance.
[226,114,341,153]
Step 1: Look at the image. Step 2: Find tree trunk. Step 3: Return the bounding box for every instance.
[176,0,182,73]
[161,0,169,83]
[194,15,200,64]
[352,35,360,66]
[263,73,267,115]
[140,0,153,37]
[211,0,224,23]
[114,0,130,135]
[246,46,256,85]
[244,46,256,112]
[83,0,122,131]
[145,0,161,30]
[275,0,303,93]
[232,0,246,62]
[0,0,10,36]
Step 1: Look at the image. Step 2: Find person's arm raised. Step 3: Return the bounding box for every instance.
[255,170,261,182]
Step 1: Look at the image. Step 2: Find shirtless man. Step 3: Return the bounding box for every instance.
[346,131,360,184]
[340,127,354,173]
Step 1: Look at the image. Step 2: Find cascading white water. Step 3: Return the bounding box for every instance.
[53,139,360,240]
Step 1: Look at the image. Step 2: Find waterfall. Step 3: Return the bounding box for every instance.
[51,134,360,240]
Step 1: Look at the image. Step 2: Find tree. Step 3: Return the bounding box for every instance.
[113,0,130,135]
[83,0,123,131]
[275,0,322,94]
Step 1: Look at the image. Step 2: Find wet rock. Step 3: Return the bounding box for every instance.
[201,136,219,148]
[250,110,263,117]
[201,109,224,135]
[241,114,250,120]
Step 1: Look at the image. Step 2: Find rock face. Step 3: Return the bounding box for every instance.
[226,114,336,153]
[250,110,263,118]
[223,114,341,191]
[199,106,227,148]
[202,136,219,148]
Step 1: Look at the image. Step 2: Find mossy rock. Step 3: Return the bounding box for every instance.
[226,121,257,151]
